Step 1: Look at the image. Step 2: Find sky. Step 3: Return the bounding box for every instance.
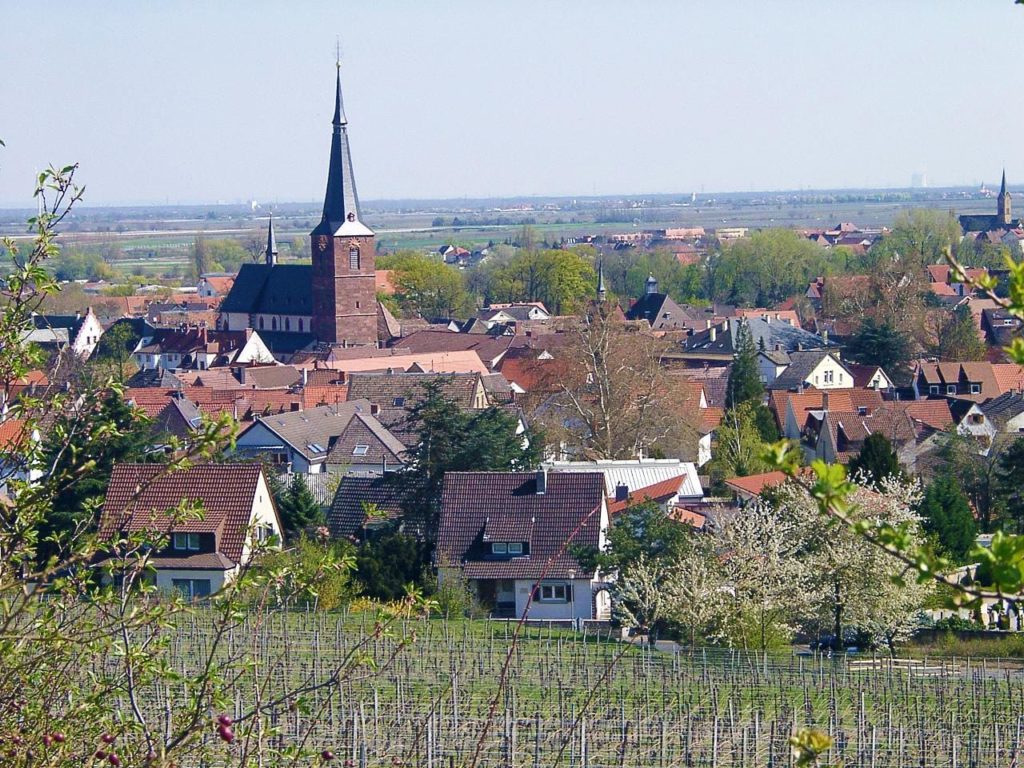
[1,1,1021,207]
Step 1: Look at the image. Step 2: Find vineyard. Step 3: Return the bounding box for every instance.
[141,612,1024,767]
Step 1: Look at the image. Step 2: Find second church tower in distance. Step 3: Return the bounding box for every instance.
[310,65,377,347]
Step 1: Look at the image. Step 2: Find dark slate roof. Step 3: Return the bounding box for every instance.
[959,215,1021,233]
[436,471,605,579]
[624,293,696,330]
[346,372,481,410]
[324,412,406,468]
[31,313,86,338]
[770,350,850,391]
[684,318,836,355]
[256,331,317,356]
[240,400,375,462]
[979,391,1024,426]
[327,475,412,539]
[220,263,313,316]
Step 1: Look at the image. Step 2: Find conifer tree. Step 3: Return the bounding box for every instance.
[848,432,902,487]
[276,473,324,541]
[726,320,764,409]
[935,304,987,362]
[919,475,977,563]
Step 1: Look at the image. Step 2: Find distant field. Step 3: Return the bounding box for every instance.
[104,611,1024,767]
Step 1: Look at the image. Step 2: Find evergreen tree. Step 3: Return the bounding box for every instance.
[726,320,764,409]
[847,319,913,384]
[935,304,987,362]
[847,432,902,487]
[919,475,977,563]
[395,381,541,540]
[355,530,433,601]
[998,437,1024,533]
[275,473,324,541]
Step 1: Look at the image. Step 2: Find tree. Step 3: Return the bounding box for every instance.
[355,529,433,600]
[275,472,325,541]
[934,430,1007,533]
[998,437,1024,533]
[846,318,913,384]
[707,402,769,491]
[538,307,699,460]
[582,501,692,575]
[395,381,540,540]
[725,320,763,409]
[191,234,211,278]
[919,475,978,563]
[482,247,596,314]
[91,320,140,383]
[847,432,902,487]
[378,251,474,319]
[706,228,827,306]
[935,304,987,361]
[717,495,811,649]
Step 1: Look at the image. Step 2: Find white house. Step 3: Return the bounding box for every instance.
[436,470,611,622]
[24,308,105,359]
[133,327,275,371]
[98,463,283,597]
[956,391,1024,454]
[768,350,854,392]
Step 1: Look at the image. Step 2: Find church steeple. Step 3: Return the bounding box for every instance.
[998,168,1012,225]
[265,215,278,266]
[315,65,365,235]
[596,260,606,302]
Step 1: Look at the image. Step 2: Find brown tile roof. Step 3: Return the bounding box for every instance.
[392,330,514,368]
[327,475,414,539]
[844,363,888,389]
[826,405,917,449]
[201,275,236,294]
[240,366,302,389]
[496,354,567,394]
[242,400,377,462]
[0,419,29,452]
[301,384,349,408]
[346,372,482,411]
[786,388,885,420]
[897,399,954,430]
[99,463,269,564]
[437,471,605,579]
[700,407,724,433]
[325,412,406,467]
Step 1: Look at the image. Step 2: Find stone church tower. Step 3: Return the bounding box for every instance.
[998,169,1012,226]
[310,67,377,346]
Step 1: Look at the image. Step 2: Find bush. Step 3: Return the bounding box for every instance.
[433,570,486,619]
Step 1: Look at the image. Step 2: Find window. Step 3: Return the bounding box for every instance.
[824,370,834,384]
[946,384,957,395]
[255,525,274,544]
[173,533,200,551]
[492,542,507,554]
[272,318,278,331]
[970,383,981,395]
[349,247,360,270]
[970,414,984,425]
[172,578,211,600]
[539,584,568,602]
[298,319,304,332]
[285,318,290,331]
[259,317,264,330]
[393,397,405,407]
[352,445,370,456]
[929,385,939,395]
[507,542,523,555]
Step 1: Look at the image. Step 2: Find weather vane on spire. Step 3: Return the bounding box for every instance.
[335,37,342,69]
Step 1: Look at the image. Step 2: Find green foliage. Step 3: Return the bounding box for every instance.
[707,228,827,306]
[751,402,780,442]
[482,247,596,314]
[935,304,987,361]
[355,530,433,601]
[378,251,474,318]
[433,569,486,618]
[998,437,1024,533]
[38,388,159,559]
[254,535,356,610]
[275,473,325,541]
[91,320,140,383]
[602,248,702,303]
[846,318,913,383]
[581,501,693,575]
[707,402,770,490]
[847,432,902,488]
[919,476,977,564]
[725,320,763,408]
[395,381,541,539]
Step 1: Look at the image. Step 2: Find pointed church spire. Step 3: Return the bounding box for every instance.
[315,64,365,235]
[265,215,278,266]
[596,260,606,302]
[998,168,1012,225]
[1001,169,1007,195]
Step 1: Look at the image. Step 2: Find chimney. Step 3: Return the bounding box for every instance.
[822,391,830,411]
[705,319,712,330]
[301,368,308,387]
[822,329,829,345]
[370,403,380,415]
[709,326,717,343]
[615,483,629,502]
[536,468,547,495]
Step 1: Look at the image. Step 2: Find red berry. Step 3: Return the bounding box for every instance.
[217,725,235,744]
[52,732,66,744]
[321,750,335,761]
[217,714,233,726]
[42,735,53,747]
[109,754,122,767]
[101,733,116,745]
[95,750,108,760]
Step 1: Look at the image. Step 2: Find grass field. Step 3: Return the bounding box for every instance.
[113,612,1024,767]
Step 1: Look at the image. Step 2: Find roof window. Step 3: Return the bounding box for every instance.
[352,445,370,456]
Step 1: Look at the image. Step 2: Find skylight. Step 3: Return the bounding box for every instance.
[352,445,370,456]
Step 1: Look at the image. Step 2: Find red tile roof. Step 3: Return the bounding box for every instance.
[723,471,788,499]
[99,463,269,565]
[606,474,686,515]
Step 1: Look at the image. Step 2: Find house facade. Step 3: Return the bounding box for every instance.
[436,471,611,622]
[98,464,283,596]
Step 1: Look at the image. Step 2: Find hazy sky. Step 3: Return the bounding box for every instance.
[1,1,1021,206]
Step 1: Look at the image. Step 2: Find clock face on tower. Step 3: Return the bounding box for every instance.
[317,235,329,252]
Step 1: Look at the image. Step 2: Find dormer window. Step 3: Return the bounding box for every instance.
[491,542,525,556]
[929,385,939,395]
[946,384,957,395]
[970,383,981,395]
[173,533,200,551]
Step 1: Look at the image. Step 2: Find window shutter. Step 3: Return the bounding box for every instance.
[567,584,574,601]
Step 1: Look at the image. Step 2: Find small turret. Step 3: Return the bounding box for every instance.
[597,260,607,303]
[265,215,278,266]
[645,273,658,295]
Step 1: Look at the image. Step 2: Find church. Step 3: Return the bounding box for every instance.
[219,68,400,357]
[959,170,1021,234]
